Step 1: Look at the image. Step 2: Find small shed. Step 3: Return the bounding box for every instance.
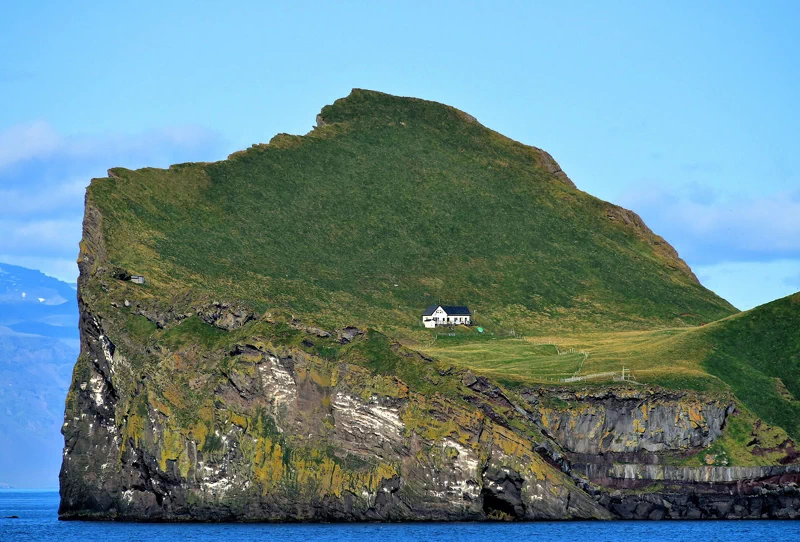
[130,275,146,285]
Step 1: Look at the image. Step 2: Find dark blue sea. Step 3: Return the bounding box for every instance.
[2,490,799,541]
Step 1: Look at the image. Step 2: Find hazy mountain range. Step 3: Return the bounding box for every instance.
[0,262,78,488]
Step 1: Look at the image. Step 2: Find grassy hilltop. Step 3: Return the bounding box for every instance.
[88,89,735,334]
[701,293,800,438]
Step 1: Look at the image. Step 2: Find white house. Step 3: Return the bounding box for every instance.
[422,305,472,328]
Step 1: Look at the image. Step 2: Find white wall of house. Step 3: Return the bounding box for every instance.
[422,306,471,328]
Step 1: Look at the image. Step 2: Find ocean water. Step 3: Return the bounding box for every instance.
[1,490,799,541]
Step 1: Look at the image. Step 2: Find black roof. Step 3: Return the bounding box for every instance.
[442,305,471,316]
[422,304,471,316]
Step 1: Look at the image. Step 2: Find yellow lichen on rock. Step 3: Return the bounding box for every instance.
[158,430,185,472]
[228,411,249,430]
[122,413,145,451]
[688,405,705,428]
[252,438,286,493]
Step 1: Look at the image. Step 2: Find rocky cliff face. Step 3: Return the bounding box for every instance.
[60,296,605,520]
[61,207,608,520]
[526,388,733,454]
[60,274,800,521]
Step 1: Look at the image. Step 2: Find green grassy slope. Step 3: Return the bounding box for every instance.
[427,338,585,383]
[87,89,735,332]
[701,293,800,439]
[416,327,723,392]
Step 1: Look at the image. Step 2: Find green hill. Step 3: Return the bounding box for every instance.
[87,89,735,333]
[701,293,800,438]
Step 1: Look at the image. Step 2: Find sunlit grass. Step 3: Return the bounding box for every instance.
[421,338,585,383]
[417,325,724,391]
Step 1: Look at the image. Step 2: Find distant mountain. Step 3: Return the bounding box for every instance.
[0,263,78,488]
[0,263,78,342]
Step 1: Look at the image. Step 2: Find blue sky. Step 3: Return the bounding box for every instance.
[1,1,798,310]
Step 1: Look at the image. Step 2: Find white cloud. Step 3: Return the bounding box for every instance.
[617,183,800,264]
[59,125,220,162]
[0,218,83,261]
[0,255,77,283]
[0,120,223,279]
[614,181,800,308]
[0,120,220,174]
[0,121,61,170]
[694,259,800,311]
[0,179,87,216]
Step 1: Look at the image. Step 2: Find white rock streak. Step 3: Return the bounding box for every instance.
[258,356,296,414]
[89,374,105,407]
[331,393,404,441]
[441,438,482,504]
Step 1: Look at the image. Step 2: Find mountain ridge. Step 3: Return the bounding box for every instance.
[0,262,78,488]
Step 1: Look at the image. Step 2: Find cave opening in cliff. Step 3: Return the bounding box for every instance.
[480,489,525,520]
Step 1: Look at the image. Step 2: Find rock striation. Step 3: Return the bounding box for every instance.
[526,388,733,454]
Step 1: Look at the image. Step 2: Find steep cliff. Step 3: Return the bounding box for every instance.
[60,90,798,521]
[529,388,733,454]
[60,290,606,520]
[60,288,800,520]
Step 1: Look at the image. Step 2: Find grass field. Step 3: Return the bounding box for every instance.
[524,327,720,390]
[421,337,586,384]
[416,326,719,390]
